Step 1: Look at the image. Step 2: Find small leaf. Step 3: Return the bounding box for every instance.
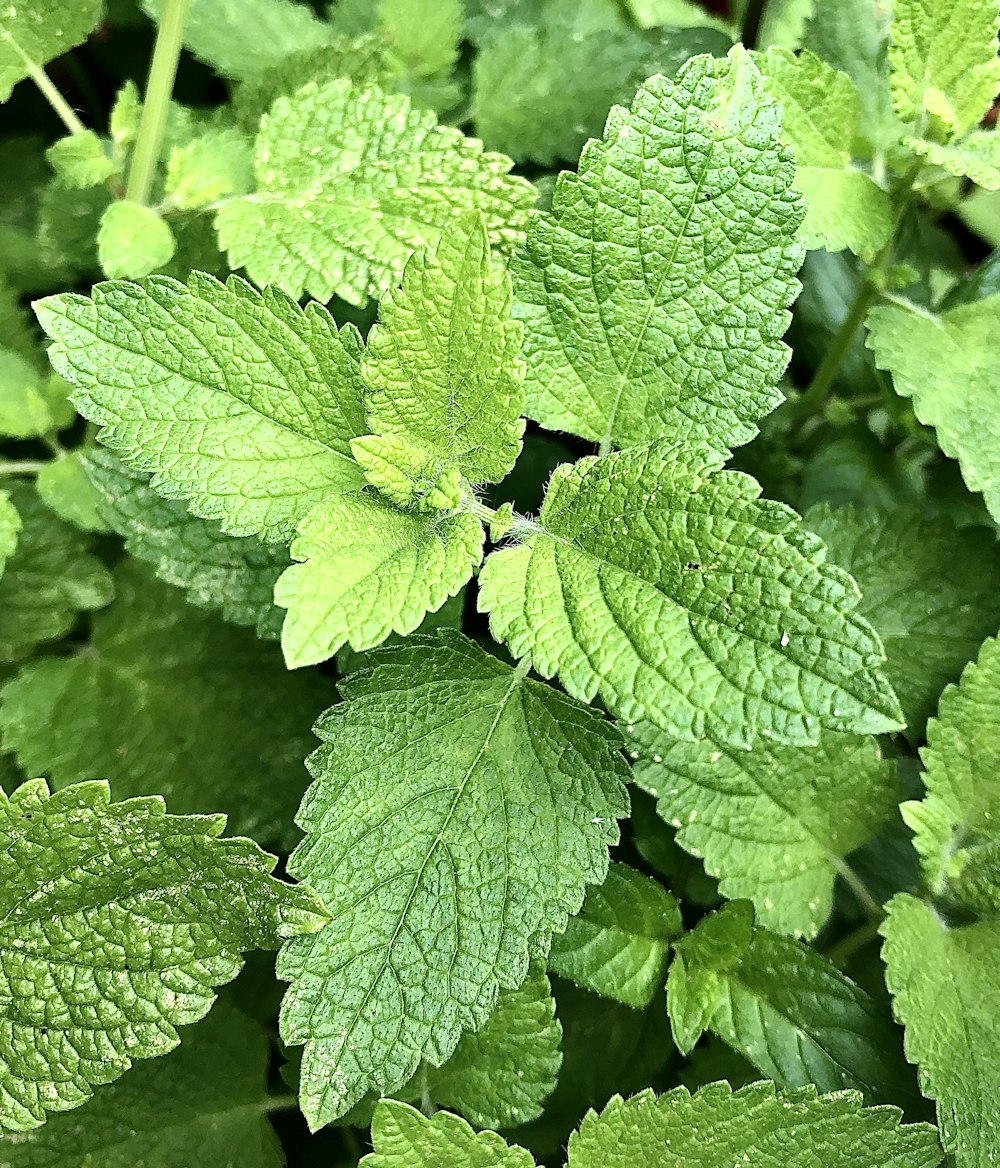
[363,1101,538,1167]
[163,127,254,210]
[45,130,117,189]
[907,130,1000,190]
[0,491,21,579]
[36,452,109,533]
[0,350,54,439]
[97,201,176,280]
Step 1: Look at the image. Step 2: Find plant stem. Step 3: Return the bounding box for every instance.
[0,460,47,476]
[740,0,768,48]
[824,917,882,967]
[260,1093,299,1114]
[0,29,86,135]
[793,279,878,422]
[834,858,885,923]
[126,0,190,205]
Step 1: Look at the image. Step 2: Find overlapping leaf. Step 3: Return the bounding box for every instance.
[0,0,102,102]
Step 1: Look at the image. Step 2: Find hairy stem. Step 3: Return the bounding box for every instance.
[126,0,190,205]
[0,29,86,135]
[740,0,768,48]
[0,460,47,476]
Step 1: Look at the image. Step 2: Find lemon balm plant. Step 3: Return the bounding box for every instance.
[1,0,1000,1165]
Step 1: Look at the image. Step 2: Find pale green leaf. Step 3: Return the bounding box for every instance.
[362,215,525,486]
[882,894,999,1168]
[36,451,108,533]
[163,127,254,211]
[275,493,484,668]
[0,561,332,847]
[0,0,102,103]
[867,295,1000,524]
[34,272,367,542]
[803,505,1000,736]
[84,448,287,639]
[45,130,117,189]
[908,130,1000,190]
[216,80,536,305]
[631,723,896,937]
[0,351,53,438]
[97,201,177,280]
[756,0,814,49]
[622,0,731,31]
[0,491,20,578]
[0,777,326,1132]
[363,1101,537,1168]
[141,0,331,81]
[759,48,893,258]
[479,442,902,748]
[567,1082,942,1168]
[278,632,628,1128]
[378,0,462,83]
[109,80,141,152]
[888,0,1000,137]
[0,1000,284,1167]
[667,901,916,1104]
[0,481,113,663]
[547,863,680,1007]
[512,47,803,454]
[350,434,465,511]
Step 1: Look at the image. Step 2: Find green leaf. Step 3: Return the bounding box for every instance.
[45,129,117,189]
[631,724,896,937]
[566,1082,942,1168]
[0,491,21,579]
[362,214,525,486]
[547,863,680,1007]
[275,493,484,668]
[0,482,113,663]
[0,561,332,847]
[867,295,1000,525]
[888,0,1000,137]
[350,434,465,511]
[0,777,326,1132]
[0,350,54,438]
[423,965,562,1130]
[511,47,803,454]
[882,894,999,1168]
[278,632,628,1128]
[668,901,914,1102]
[35,272,367,542]
[759,48,893,258]
[163,127,254,210]
[378,0,463,85]
[97,201,177,280]
[141,0,331,81]
[479,442,902,747]
[0,0,103,103]
[84,448,287,639]
[0,999,284,1167]
[36,451,109,533]
[363,1101,538,1167]
[215,80,536,305]
[803,505,1000,737]
[908,130,1000,190]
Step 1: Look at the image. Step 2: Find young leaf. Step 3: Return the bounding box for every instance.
[867,295,1000,525]
[511,47,804,454]
[758,48,893,258]
[278,632,628,1128]
[631,724,896,938]
[362,214,525,486]
[45,129,117,189]
[0,777,326,1132]
[0,999,284,1167]
[907,131,1000,190]
[0,0,102,102]
[668,901,914,1103]
[547,863,681,1008]
[0,561,332,847]
[888,0,1000,137]
[803,505,1000,737]
[97,201,177,280]
[275,493,484,668]
[363,1101,538,1168]
[35,272,367,542]
[216,80,536,305]
[36,452,108,533]
[882,896,998,1168]
[163,127,254,210]
[84,449,288,639]
[566,1082,943,1168]
[0,350,54,438]
[479,442,902,748]
[0,491,20,578]
[0,482,113,663]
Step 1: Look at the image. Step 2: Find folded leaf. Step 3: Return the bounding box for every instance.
[279,632,628,1128]
[0,778,326,1132]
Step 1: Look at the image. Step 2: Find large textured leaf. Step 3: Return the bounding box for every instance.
[275,492,484,668]
[631,723,895,937]
[566,1082,942,1168]
[0,778,326,1132]
[0,562,332,847]
[867,296,1000,525]
[363,1102,538,1167]
[512,47,803,454]
[0,0,102,102]
[278,632,628,1128]
[479,442,902,747]
[0,1000,284,1167]
[362,215,524,486]
[216,80,536,305]
[804,505,1000,736]
[34,273,367,543]
[84,449,288,640]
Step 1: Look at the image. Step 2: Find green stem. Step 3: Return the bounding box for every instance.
[834,858,885,923]
[468,498,498,526]
[126,0,190,205]
[260,1093,299,1114]
[793,278,879,421]
[0,29,86,135]
[824,917,882,968]
[740,0,768,48]
[0,460,47,476]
